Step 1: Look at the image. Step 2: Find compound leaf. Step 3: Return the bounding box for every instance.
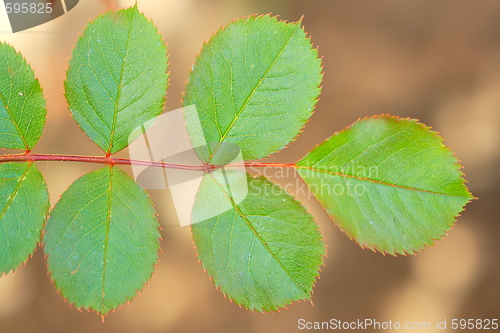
[65,5,168,155]
[0,162,49,275]
[191,173,325,312]
[296,115,473,255]
[183,15,322,162]
[43,166,161,315]
[0,42,46,151]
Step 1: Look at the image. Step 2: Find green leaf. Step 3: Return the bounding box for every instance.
[0,162,49,275]
[296,115,473,255]
[0,42,47,151]
[183,15,322,162]
[65,5,168,155]
[191,173,325,312]
[43,166,161,315]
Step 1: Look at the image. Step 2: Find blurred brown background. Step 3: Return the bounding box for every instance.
[1,0,499,332]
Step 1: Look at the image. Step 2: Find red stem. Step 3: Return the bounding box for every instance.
[0,153,296,170]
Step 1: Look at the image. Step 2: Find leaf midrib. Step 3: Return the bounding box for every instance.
[0,162,31,264]
[294,165,472,198]
[107,10,134,155]
[101,166,113,313]
[0,91,28,150]
[208,24,298,161]
[207,171,309,299]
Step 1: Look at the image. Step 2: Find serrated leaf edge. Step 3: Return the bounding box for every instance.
[190,172,326,313]
[42,165,162,317]
[63,5,169,156]
[181,14,323,161]
[0,161,49,276]
[294,114,474,256]
[0,42,47,151]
